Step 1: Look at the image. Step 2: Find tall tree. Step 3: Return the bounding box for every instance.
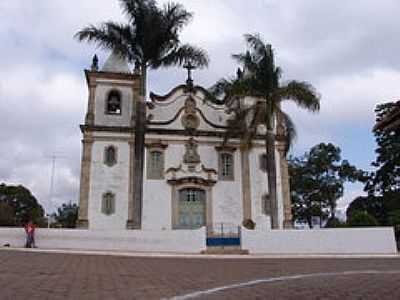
[210,34,320,228]
[75,0,209,228]
[54,202,79,228]
[366,102,400,196]
[0,183,45,226]
[289,143,364,228]
[347,102,400,226]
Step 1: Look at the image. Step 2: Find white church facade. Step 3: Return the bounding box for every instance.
[1,52,396,255]
[77,52,293,231]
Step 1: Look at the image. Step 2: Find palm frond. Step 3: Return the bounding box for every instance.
[74,22,136,61]
[119,0,157,24]
[154,44,209,68]
[232,51,257,73]
[162,2,193,33]
[277,81,320,112]
[244,34,266,60]
[279,109,297,153]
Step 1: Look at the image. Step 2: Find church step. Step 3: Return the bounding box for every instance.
[201,246,249,255]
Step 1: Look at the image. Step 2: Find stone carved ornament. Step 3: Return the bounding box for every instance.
[183,137,200,165]
[181,97,200,131]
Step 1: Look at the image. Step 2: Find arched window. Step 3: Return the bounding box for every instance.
[104,146,117,167]
[106,90,121,114]
[219,152,234,180]
[102,192,115,215]
[147,150,164,179]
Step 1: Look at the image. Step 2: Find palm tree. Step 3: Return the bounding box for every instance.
[211,34,320,229]
[75,0,209,229]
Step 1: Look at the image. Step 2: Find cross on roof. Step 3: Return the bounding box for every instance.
[183,61,196,87]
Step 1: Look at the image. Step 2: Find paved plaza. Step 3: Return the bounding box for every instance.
[0,250,400,299]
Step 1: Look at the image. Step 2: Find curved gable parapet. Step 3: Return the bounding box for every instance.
[148,83,232,132]
[149,85,187,103]
[149,85,226,106]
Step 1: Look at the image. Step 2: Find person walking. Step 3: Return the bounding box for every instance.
[24,221,36,248]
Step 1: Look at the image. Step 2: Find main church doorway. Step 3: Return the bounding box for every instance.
[177,188,206,229]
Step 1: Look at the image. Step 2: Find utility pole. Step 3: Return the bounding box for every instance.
[45,153,66,228]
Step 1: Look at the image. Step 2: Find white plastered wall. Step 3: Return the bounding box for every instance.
[249,146,271,230]
[275,148,285,229]
[88,140,130,229]
[0,228,206,253]
[142,139,244,230]
[242,227,397,254]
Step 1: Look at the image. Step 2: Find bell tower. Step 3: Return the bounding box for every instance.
[77,52,141,229]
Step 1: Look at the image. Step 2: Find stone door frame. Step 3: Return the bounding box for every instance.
[170,181,213,229]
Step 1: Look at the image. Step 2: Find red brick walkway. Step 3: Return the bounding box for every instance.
[0,250,399,299]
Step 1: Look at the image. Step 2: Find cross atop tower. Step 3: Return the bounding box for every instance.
[183,61,196,88]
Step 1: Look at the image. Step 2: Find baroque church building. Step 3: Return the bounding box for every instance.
[77,52,292,231]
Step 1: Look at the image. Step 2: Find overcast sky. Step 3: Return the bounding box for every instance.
[1,0,399,214]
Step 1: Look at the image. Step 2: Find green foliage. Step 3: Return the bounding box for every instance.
[289,143,364,228]
[209,34,320,150]
[54,203,79,228]
[366,102,400,195]
[388,210,400,226]
[325,217,347,228]
[0,202,15,226]
[0,183,45,226]
[365,103,400,197]
[346,196,385,225]
[347,211,379,227]
[347,102,400,228]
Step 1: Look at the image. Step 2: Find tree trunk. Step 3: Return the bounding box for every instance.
[266,130,279,229]
[240,142,252,222]
[132,65,147,229]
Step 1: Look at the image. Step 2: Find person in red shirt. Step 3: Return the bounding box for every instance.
[24,221,36,248]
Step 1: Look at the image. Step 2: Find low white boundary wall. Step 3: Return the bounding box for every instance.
[242,227,397,254]
[0,228,206,253]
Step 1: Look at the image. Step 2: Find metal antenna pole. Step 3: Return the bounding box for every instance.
[45,153,67,228]
[48,155,56,228]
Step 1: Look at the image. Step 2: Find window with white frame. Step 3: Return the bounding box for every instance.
[219,152,234,180]
[147,150,164,179]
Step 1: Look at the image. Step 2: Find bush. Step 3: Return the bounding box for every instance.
[325,217,346,228]
[347,211,379,227]
[388,210,400,226]
[242,219,256,230]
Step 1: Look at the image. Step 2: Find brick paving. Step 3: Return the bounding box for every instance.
[0,250,399,300]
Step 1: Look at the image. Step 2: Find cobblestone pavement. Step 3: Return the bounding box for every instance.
[0,250,399,300]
